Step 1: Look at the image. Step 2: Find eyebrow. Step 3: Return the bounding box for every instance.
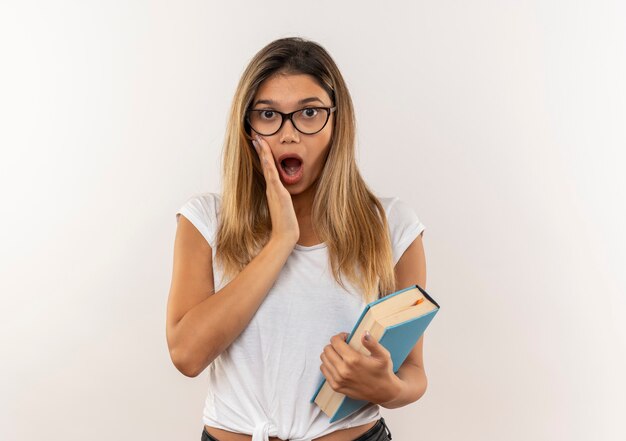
[252,97,326,107]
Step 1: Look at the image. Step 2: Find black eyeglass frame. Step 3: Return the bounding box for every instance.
[245,106,337,136]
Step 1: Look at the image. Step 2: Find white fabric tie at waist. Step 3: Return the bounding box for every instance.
[250,420,316,441]
[252,420,272,441]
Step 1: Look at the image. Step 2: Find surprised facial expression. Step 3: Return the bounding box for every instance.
[249,73,334,193]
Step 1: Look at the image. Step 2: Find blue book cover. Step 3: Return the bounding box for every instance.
[309,284,440,423]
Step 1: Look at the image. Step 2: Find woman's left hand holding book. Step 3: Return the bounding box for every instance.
[319,331,403,404]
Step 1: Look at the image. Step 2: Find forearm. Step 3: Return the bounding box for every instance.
[172,238,294,376]
[379,365,428,409]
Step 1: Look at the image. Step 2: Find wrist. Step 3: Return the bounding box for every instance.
[268,236,297,252]
[379,374,405,408]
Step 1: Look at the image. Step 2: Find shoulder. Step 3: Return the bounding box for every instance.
[377,196,423,228]
[376,195,426,266]
[179,191,221,211]
[177,192,221,219]
[175,192,222,248]
[377,196,398,215]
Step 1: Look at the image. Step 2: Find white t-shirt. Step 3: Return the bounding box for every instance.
[175,192,426,441]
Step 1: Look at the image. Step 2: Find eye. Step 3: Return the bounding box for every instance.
[302,108,319,118]
[259,110,277,120]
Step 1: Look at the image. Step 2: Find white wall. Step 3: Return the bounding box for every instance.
[1,1,624,440]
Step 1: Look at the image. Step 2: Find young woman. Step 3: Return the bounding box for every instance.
[166,37,428,441]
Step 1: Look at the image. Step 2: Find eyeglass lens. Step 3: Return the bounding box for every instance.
[247,108,330,135]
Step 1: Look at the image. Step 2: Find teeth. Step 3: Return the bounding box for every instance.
[281,158,301,176]
[285,165,299,175]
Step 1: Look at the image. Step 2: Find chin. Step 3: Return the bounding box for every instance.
[283,172,320,195]
[285,183,308,194]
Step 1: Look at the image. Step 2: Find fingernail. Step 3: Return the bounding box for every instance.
[364,331,371,341]
[252,139,258,150]
[255,134,261,142]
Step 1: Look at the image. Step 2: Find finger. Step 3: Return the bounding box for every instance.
[362,331,390,360]
[319,363,341,392]
[255,135,281,184]
[320,352,341,383]
[252,138,270,180]
[330,333,355,359]
[322,343,345,370]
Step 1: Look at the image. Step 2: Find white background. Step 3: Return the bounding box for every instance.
[1,1,625,440]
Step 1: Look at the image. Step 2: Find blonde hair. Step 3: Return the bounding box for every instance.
[215,37,396,304]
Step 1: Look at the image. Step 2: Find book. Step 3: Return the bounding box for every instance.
[309,284,440,423]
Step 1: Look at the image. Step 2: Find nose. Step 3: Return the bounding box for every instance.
[279,117,300,143]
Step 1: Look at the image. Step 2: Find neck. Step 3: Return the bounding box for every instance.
[291,180,318,219]
[291,191,313,220]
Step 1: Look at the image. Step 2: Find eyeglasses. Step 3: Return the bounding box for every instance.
[245,106,337,136]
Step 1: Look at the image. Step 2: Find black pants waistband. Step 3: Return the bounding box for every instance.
[201,417,392,441]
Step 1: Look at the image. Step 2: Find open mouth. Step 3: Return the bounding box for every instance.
[277,154,304,185]
[280,157,303,176]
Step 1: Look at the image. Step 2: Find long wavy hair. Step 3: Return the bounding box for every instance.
[214,37,396,304]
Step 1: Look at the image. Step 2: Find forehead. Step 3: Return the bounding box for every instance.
[253,73,331,107]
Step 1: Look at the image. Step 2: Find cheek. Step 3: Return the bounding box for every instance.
[311,144,331,171]
[317,125,333,154]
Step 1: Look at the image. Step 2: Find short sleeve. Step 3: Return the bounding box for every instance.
[175,192,220,248]
[386,197,426,266]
